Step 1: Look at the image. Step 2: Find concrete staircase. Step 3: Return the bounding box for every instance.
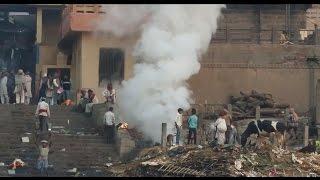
[0,104,119,177]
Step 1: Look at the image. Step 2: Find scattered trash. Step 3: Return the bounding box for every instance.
[24,132,32,135]
[7,169,15,175]
[106,142,320,177]
[234,159,242,170]
[60,148,66,152]
[198,145,203,149]
[141,161,159,166]
[8,159,25,169]
[76,132,85,136]
[308,173,317,177]
[74,172,80,177]
[21,137,29,143]
[48,123,52,131]
[0,162,5,166]
[67,168,77,173]
[291,153,303,164]
[52,126,65,129]
[105,163,113,167]
[268,167,278,177]
[167,146,186,157]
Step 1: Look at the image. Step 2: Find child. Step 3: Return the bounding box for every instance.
[37,140,51,175]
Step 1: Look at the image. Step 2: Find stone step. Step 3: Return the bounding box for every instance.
[50,145,115,152]
[0,103,119,176]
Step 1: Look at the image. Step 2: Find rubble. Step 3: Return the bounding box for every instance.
[7,170,15,175]
[102,143,320,177]
[67,168,77,173]
[105,163,113,167]
[8,159,25,170]
[21,137,29,143]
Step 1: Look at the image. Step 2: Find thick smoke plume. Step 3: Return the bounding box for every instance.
[97,5,225,142]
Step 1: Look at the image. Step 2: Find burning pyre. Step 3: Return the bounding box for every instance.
[117,122,129,130]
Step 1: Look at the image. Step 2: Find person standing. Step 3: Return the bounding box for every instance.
[287,108,299,140]
[0,72,9,104]
[187,108,198,145]
[24,71,32,105]
[104,107,115,143]
[14,69,26,104]
[61,75,71,101]
[211,110,228,147]
[7,70,15,104]
[35,97,50,133]
[36,140,51,175]
[46,76,54,105]
[85,89,99,114]
[224,108,239,145]
[38,73,48,102]
[175,108,183,145]
[52,73,61,105]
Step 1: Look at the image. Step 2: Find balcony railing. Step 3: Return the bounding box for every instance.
[60,4,106,39]
[211,28,320,45]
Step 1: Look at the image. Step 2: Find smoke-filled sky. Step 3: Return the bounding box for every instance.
[96,4,225,142]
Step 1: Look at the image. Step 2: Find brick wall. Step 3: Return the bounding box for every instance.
[115,129,136,157]
[188,63,320,114]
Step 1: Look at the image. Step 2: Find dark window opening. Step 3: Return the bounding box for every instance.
[99,48,124,86]
[67,54,72,65]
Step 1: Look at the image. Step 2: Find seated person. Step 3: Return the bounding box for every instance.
[102,83,116,104]
[280,31,294,45]
[77,89,88,112]
[85,89,99,114]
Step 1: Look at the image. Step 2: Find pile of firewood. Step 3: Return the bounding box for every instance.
[230,90,290,120]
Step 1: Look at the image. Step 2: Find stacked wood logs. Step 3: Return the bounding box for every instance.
[230,90,290,120]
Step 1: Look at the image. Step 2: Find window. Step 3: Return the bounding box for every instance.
[99,48,125,86]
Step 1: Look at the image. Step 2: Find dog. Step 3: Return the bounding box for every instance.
[241,119,287,149]
[167,134,174,147]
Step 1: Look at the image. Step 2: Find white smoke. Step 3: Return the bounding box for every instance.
[97,4,225,142]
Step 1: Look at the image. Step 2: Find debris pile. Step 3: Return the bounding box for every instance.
[103,144,320,177]
[230,90,290,120]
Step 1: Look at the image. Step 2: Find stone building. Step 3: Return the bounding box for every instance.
[1,4,320,121]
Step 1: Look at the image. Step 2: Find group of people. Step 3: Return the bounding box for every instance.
[172,107,238,147]
[171,106,300,148]
[77,89,99,114]
[34,97,51,175]
[0,69,32,104]
[0,69,73,106]
[77,82,116,115]
[38,73,71,105]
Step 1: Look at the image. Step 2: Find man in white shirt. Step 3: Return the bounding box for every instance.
[175,108,183,145]
[35,97,51,132]
[0,72,9,104]
[104,107,115,143]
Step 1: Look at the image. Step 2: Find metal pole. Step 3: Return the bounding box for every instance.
[304,125,309,147]
[255,106,261,121]
[161,123,167,147]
